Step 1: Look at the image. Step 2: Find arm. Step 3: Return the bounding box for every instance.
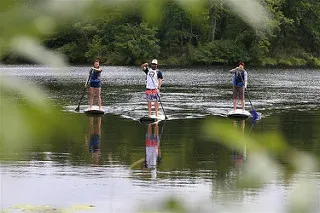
[244,71,248,88]
[85,69,92,87]
[157,71,163,89]
[141,63,148,70]
[229,67,239,73]
[158,78,162,89]
[85,75,90,87]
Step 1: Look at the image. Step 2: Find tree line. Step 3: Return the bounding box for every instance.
[3,0,320,67]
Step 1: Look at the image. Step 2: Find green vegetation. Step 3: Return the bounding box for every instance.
[2,0,319,67]
[0,1,319,213]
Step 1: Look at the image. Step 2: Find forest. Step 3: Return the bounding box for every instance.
[2,0,320,67]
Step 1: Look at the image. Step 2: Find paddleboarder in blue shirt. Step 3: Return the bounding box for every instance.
[230,61,247,112]
[141,59,163,117]
[86,60,102,110]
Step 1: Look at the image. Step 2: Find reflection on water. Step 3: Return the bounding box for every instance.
[86,116,102,165]
[1,66,320,212]
[144,122,163,180]
[232,119,247,167]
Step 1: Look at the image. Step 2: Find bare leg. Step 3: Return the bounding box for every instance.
[148,101,152,117]
[241,87,245,111]
[241,99,245,111]
[233,99,237,111]
[154,101,159,117]
[89,87,94,109]
[96,88,101,109]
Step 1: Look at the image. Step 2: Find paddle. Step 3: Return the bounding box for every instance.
[75,76,90,112]
[150,76,168,119]
[237,69,259,120]
[245,88,259,120]
[157,93,168,119]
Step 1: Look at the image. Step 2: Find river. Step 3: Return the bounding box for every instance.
[1,65,319,213]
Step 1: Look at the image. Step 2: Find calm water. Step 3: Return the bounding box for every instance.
[1,65,320,213]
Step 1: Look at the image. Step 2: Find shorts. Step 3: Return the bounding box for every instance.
[233,86,244,100]
[145,89,159,102]
[90,81,102,88]
[89,134,100,153]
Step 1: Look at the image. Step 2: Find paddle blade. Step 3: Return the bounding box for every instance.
[75,106,80,112]
[251,109,259,121]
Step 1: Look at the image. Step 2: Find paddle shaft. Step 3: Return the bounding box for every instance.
[157,93,167,119]
[75,76,90,111]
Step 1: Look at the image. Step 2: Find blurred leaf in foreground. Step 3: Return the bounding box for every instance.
[203,118,319,213]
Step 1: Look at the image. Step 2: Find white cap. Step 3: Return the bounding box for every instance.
[151,59,158,65]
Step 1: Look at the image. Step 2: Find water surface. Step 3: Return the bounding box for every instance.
[1,65,319,213]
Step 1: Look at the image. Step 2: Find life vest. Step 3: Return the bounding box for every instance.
[234,70,245,86]
[89,68,101,83]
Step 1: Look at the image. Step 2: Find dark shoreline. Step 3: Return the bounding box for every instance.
[1,63,319,70]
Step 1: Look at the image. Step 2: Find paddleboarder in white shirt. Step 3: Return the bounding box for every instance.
[230,61,247,112]
[141,59,163,117]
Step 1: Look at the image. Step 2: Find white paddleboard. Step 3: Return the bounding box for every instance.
[139,114,166,123]
[227,109,251,118]
[84,106,106,115]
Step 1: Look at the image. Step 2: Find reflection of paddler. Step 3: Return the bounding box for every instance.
[233,119,245,135]
[232,119,246,165]
[88,116,101,164]
[145,123,162,179]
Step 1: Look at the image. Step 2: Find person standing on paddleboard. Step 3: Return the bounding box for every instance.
[141,59,163,117]
[230,61,247,112]
[86,60,102,110]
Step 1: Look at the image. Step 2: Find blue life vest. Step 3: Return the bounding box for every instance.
[89,68,101,83]
[233,71,245,86]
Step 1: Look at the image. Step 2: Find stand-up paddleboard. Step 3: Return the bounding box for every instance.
[84,106,105,115]
[227,109,251,119]
[139,114,166,123]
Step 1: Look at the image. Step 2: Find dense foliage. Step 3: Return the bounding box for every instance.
[2,0,320,66]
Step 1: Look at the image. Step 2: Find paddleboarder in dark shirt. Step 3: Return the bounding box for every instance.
[230,61,247,112]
